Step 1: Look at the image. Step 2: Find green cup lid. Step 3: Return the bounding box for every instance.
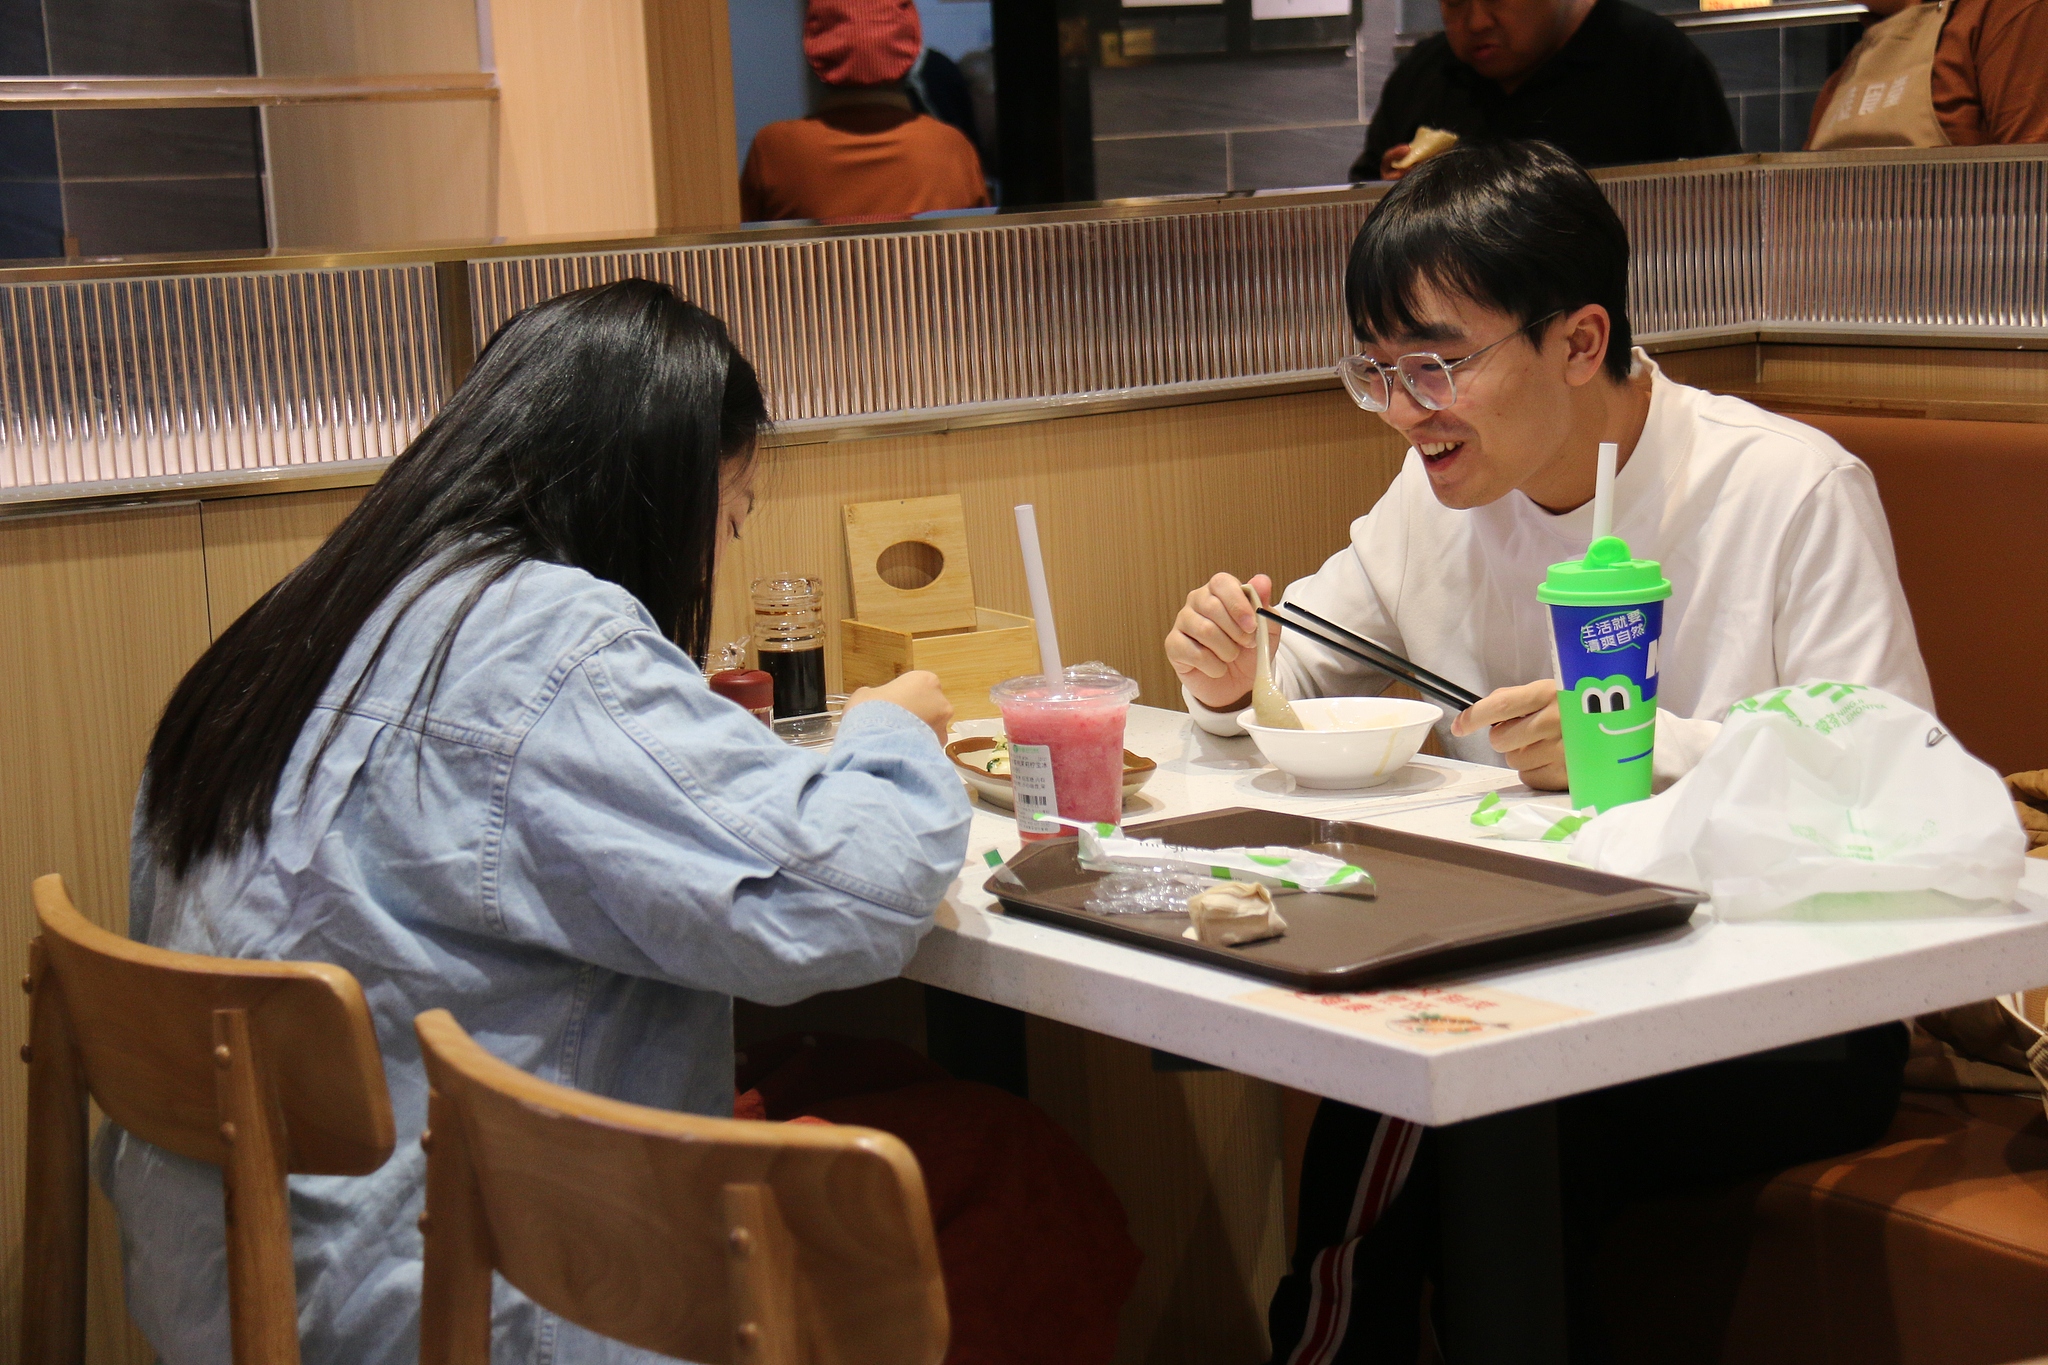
[1537,535,1673,606]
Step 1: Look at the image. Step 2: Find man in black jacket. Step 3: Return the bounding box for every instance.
[1357,0,1741,181]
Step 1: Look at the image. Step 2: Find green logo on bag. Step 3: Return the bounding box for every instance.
[1729,682,1884,734]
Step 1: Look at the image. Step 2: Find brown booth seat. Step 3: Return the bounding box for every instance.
[1601,1091,2048,1365]
[1599,411,2048,1363]
[1791,412,2048,779]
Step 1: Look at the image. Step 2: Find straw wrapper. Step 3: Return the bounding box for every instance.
[1469,792,1595,843]
[1075,822,1376,898]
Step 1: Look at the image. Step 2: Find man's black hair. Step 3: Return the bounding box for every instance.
[1344,139,1634,382]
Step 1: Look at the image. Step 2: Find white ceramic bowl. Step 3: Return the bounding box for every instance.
[1236,696,1443,789]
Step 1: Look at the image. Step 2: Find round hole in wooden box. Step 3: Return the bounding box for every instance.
[876,539,945,591]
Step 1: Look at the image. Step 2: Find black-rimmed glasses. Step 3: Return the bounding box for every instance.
[1336,310,1563,412]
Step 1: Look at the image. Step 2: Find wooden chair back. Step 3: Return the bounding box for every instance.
[414,1008,949,1365]
[20,874,395,1365]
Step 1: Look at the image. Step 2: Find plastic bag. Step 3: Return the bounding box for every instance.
[1085,865,1215,916]
[1576,682,2026,920]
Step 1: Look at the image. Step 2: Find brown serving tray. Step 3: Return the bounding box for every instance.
[988,808,1703,993]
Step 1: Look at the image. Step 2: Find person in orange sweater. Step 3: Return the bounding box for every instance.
[741,0,991,224]
[1807,0,2048,148]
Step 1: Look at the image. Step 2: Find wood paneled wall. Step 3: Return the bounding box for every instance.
[264,103,498,249]
[200,488,371,629]
[719,388,1405,710]
[1652,341,2048,424]
[252,0,741,248]
[644,0,742,231]
[255,0,481,73]
[254,0,495,248]
[491,0,740,239]
[0,390,1402,1364]
[491,0,658,238]
[0,507,213,1365]
[0,488,368,1365]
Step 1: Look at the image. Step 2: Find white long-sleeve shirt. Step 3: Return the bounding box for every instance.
[1189,352,1933,784]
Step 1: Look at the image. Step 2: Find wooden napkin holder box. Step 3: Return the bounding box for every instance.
[839,494,1039,721]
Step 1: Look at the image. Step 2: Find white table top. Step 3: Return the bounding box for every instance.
[902,706,2048,1125]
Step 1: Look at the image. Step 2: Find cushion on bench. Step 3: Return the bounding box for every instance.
[1785,412,2048,778]
[1601,1091,2048,1365]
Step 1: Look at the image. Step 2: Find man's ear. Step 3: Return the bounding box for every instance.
[1559,304,1611,387]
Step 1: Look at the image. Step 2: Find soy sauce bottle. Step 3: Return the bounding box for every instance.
[751,575,827,719]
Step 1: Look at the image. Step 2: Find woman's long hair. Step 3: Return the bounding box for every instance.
[143,279,768,876]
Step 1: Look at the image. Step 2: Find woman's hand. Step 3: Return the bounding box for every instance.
[1451,679,1568,790]
[1165,572,1277,713]
[848,670,954,745]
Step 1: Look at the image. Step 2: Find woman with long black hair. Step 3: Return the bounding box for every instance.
[98,279,973,1363]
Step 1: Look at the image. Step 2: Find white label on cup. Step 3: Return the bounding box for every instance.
[1009,743,1057,832]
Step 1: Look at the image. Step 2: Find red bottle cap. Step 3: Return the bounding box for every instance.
[708,669,774,718]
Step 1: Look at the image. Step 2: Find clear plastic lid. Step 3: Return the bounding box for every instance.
[990,661,1140,706]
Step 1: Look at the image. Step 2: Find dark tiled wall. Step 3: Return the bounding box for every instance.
[0,0,267,262]
[1692,24,1860,153]
[43,0,256,74]
[0,0,64,256]
[1092,0,1400,202]
[1093,49,1371,197]
[61,108,267,254]
[1629,0,1858,151]
[0,0,49,73]
[0,115,64,257]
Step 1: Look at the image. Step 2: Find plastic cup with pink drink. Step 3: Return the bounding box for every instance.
[991,665,1140,841]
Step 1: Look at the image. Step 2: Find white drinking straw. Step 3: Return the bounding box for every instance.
[1591,441,1618,543]
[1014,504,1065,682]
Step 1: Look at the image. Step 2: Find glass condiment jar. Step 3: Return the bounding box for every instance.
[751,574,827,721]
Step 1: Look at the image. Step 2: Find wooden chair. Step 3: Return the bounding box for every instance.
[20,873,395,1365]
[414,1008,949,1365]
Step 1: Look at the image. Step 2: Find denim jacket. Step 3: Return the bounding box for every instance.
[97,555,972,1364]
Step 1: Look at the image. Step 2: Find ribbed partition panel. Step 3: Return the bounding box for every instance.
[1606,168,1763,338]
[0,266,442,492]
[2,154,2042,499]
[469,205,1370,423]
[1762,158,2048,330]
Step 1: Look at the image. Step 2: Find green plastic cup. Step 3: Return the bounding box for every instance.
[1537,536,1674,812]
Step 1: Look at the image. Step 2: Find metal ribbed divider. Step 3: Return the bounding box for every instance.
[4,152,2043,502]
[467,203,1370,424]
[0,265,442,493]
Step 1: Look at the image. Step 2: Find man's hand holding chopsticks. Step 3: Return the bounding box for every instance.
[1452,680,1568,791]
[1167,571,1280,712]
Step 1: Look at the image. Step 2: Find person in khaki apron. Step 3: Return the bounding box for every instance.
[1807,0,2048,148]
[1810,0,1952,147]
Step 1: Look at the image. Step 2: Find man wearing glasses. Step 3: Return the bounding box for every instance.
[1168,138,1929,794]
[1165,140,1928,1362]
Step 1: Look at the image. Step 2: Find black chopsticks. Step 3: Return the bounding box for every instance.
[1255,604,1483,712]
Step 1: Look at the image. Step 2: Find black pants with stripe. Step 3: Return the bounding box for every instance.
[1265,1022,1910,1365]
